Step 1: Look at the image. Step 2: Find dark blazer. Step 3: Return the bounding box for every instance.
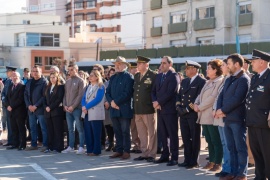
[176,75,206,118]
[152,70,180,114]
[246,68,270,128]
[24,77,48,115]
[43,85,65,118]
[6,83,27,118]
[1,79,12,107]
[105,71,134,119]
[133,69,157,114]
[217,70,250,124]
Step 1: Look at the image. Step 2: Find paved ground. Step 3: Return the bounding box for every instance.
[0,132,255,180]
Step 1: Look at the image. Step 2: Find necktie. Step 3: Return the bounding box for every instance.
[160,73,165,84]
[12,85,16,91]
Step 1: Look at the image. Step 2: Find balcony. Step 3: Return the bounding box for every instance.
[151,27,162,37]
[167,0,187,5]
[239,13,253,26]
[168,22,187,34]
[194,17,215,31]
[151,0,162,10]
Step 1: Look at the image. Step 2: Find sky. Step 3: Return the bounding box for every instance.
[0,0,26,14]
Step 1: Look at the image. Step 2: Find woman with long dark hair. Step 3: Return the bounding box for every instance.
[43,72,65,153]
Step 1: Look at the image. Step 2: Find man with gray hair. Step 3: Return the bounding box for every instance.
[106,56,134,160]
[50,66,65,84]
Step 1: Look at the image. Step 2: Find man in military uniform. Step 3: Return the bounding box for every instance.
[128,62,141,154]
[1,66,17,146]
[243,57,254,78]
[133,56,157,162]
[246,49,270,180]
[176,60,206,169]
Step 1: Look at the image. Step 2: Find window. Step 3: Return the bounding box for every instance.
[239,34,252,43]
[153,16,162,28]
[75,26,80,33]
[239,1,251,14]
[29,5,39,12]
[45,57,60,70]
[152,44,162,48]
[74,2,83,9]
[23,20,30,24]
[74,14,84,22]
[197,36,215,45]
[170,39,186,47]
[86,13,96,20]
[35,57,42,66]
[26,33,60,47]
[86,1,96,8]
[43,3,54,9]
[196,7,215,20]
[170,11,186,24]
[66,15,71,23]
[90,25,97,32]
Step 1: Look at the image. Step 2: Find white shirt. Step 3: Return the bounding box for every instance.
[190,74,198,84]
[50,85,55,94]
[259,68,268,78]
[233,69,242,76]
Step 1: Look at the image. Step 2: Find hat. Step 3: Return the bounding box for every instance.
[112,56,129,66]
[6,66,17,72]
[185,60,201,68]
[136,55,150,63]
[24,68,30,72]
[243,57,251,64]
[251,49,270,62]
[128,62,137,68]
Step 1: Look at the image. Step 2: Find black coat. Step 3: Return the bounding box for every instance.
[176,75,206,118]
[43,85,65,118]
[246,68,270,128]
[6,83,27,118]
[152,70,180,114]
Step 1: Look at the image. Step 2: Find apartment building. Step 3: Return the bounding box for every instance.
[145,0,270,48]
[0,13,70,73]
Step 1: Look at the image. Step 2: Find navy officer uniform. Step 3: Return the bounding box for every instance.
[176,61,206,169]
[246,49,270,179]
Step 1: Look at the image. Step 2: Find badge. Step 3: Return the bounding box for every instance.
[257,85,264,92]
[144,78,152,84]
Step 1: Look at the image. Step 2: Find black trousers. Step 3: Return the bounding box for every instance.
[158,113,179,161]
[180,117,201,165]
[105,124,114,144]
[10,114,26,148]
[249,127,270,180]
[45,116,64,152]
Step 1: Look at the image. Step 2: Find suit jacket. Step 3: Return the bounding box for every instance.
[152,70,180,114]
[43,85,65,118]
[246,68,270,128]
[176,75,206,118]
[217,70,250,124]
[134,69,157,114]
[195,76,224,125]
[6,83,27,118]
[105,71,134,119]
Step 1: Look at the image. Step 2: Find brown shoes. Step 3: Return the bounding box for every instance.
[199,162,215,171]
[232,176,247,180]
[207,164,222,173]
[219,175,235,180]
[121,152,130,160]
[87,153,99,156]
[109,152,123,158]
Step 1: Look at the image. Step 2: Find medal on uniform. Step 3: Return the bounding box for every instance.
[257,85,264,92]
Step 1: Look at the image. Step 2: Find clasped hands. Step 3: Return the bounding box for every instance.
[213,109,226,118]
[28,105,37,112]
[111,100,119,110]
[153,101,161,110]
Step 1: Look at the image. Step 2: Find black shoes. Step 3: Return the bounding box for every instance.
[153,157,169,164]
[134,156,148,161]
[157,148,162,154]
[178,162,189,167]
[147,157,155,162]
[6,146,18,150]
[3,143,11,146]
[186,163,199,169]
[130,149,142,154]
[105,144,114,152]
[167,160,178,166]
[248,163,255,167]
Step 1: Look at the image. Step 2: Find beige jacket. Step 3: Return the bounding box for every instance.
[195,76,224,125]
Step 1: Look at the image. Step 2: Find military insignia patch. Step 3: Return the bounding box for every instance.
[144,78,152,84]
[257,85,264,92]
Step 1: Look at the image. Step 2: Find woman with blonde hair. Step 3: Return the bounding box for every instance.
[193,59,224,173]
[81,70,105,156]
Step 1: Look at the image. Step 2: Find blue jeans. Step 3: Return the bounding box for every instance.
[84,116,102,154]
[224,122,248,176]
[66,108,84,148]
[29,114,47,147]
[111,118,131,153]
[218,126,231,173]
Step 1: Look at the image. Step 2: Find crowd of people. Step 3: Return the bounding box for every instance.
[0,49,270,180]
